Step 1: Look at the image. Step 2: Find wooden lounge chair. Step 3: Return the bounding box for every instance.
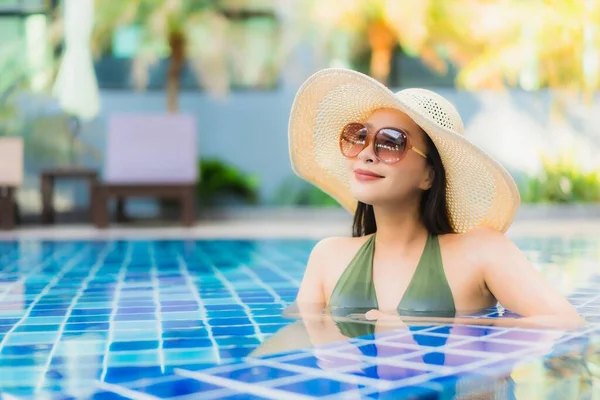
[0,137,24,230]
[92,114,198,228]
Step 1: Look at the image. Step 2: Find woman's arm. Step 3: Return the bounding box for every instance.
[472,227,584,330]
[282,237,337,317]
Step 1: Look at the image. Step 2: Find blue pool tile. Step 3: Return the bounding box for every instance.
[32,304,69,310]
[163,348,217,364]
[403,351,483,368]
[208,311,250,320]
[131,378,222,397]
[71,309,112,316]
[215,336,261,347]
[350,343,421,359]
[281,354,363,370]
[2,344,51,355]
[0,356,41,367]
[30,309,68,317]
[73,302,113,309]
[15,325,60,332]
[161,320,204,329]
[274,378,367,396]
[107,351,159,366]
[91,391,131,400]
[65,323,110,332]
[160,312,203,321]
[110,341,159,352]
[117,307,156,314]
[0,366,44,384]
[426,325,501,338]
[253,316,293,325]
[351,364,431,381]
[161,305,199,312]
[212,325,257,336]
[160,300,198,307]
[112,329,160,341]
[162,329,209,340]
[163,338,215,349]
[116,300,154,308]
[242,297,275,304]
[214,365,297,383]
[365,384,441,399]
[204,304,245,311]
[5,332,58,345]
[103,366,166,384]
[209,317,252,326]
[0,386,38,397]
[217,394,270,400]
[22,316,66,325]
[113,321,157,331]
[114,313,156,321]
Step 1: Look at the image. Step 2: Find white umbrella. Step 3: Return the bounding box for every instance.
[52,0,100,121]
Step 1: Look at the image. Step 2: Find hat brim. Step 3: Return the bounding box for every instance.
[288,68,521,233]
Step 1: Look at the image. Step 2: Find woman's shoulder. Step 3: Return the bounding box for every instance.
[310,234,374,258]
[307,234,374,269]
[438,226,511,265]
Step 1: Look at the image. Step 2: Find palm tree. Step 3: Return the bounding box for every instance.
[87,0,231,112]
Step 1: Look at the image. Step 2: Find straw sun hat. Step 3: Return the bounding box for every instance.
[288,68,521,233]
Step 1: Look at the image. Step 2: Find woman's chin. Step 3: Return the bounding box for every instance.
[350,182,394,207]
[350,192,380,207]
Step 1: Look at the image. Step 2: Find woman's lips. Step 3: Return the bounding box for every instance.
[354,169,384,181]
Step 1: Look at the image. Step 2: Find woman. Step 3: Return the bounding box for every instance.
[286,68,582,329]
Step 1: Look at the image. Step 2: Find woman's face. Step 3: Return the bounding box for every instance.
[344,108,432,208]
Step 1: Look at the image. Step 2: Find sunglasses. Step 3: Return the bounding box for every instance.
[339,122,428,164]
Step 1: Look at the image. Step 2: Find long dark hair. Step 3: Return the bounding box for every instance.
[352,131,453,237]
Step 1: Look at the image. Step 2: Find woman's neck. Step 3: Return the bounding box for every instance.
[371,203,429,253]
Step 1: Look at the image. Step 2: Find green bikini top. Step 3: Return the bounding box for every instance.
[328,232,456,318]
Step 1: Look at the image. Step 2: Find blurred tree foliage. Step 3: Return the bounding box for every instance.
[305,0,600,97]
[520,149,600,203]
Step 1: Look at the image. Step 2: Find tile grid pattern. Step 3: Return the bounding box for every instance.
[176,252,221,365]
[0,237,596,399]
[99,242,130,383]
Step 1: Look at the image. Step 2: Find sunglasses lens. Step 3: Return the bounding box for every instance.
[340,123,368,158]
[376,128,407,163]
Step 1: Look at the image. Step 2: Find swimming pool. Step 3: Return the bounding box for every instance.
[0,236,598,399]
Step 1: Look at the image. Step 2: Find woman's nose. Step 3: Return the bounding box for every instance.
[357,140,377,163]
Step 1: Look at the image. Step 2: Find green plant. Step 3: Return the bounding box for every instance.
[272,175,341,207]
[520,150,600,203]
[196,158,260,206]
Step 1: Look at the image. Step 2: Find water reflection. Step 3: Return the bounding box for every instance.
[251,306,600,399]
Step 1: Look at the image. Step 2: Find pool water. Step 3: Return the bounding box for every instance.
[0,236,599,399]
